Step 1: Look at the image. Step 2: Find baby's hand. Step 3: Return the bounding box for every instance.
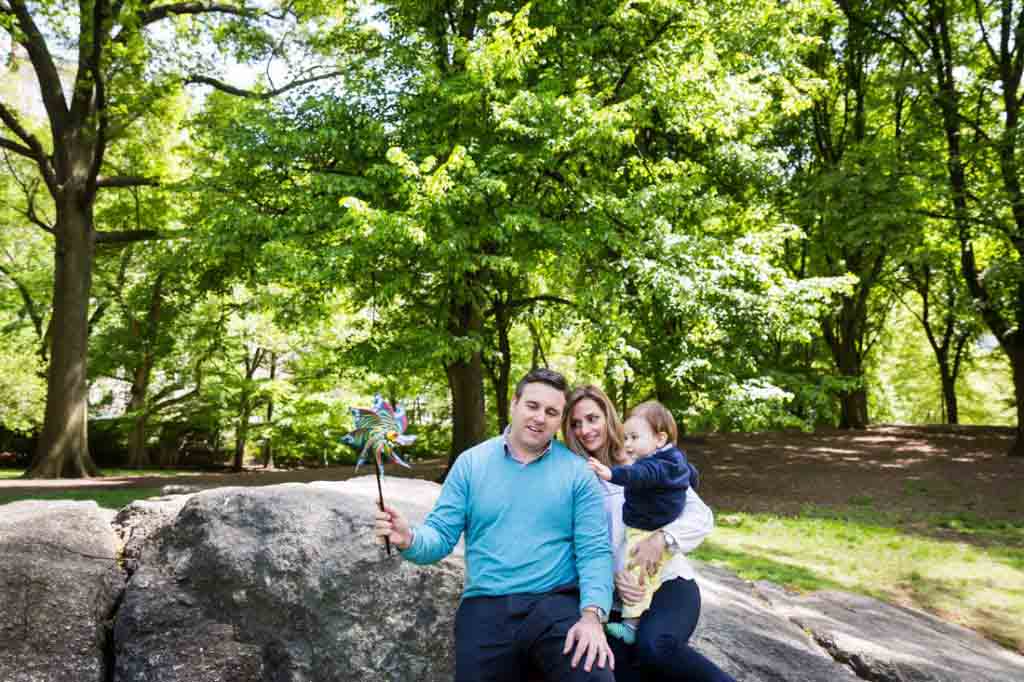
[588,457,612,481]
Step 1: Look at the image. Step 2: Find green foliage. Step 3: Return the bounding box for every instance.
[870,305,1014,426]
[0,333,45,433]
[1,0,1017,462]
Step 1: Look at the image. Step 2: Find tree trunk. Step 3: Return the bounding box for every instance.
[233,396,252,471]
[1009,346,1024,458]
[824,295,870,430]
[827,335,869,430]
[262,353,276,469]
[446,359,487,465]
[446,300,487,469]
[493,301,512,434]
[27,196,98,478]
[126,357,154,467]
[838,387,868,430]
[938,362,958,425]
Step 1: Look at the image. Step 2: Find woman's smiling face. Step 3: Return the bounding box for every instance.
[570,398,608,455]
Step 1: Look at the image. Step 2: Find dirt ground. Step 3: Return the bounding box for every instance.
[4,424,1022,532]
[685,424,1023,521]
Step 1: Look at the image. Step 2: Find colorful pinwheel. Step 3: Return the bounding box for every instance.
[340,395,416,555]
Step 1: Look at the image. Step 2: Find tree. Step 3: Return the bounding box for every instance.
[895,250,983,423]
[780,0,924,429]
[880,0,1024,455]
[0,0,343,476]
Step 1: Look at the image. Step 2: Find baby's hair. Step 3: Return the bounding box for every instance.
[627,401,678,445]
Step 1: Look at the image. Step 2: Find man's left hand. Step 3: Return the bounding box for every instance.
[562,611,614,672]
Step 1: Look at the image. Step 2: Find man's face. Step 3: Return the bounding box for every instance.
[508,382,566,455]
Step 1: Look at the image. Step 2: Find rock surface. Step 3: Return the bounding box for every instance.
[693,565,859,681]
[765,587,1024,682]
[2,475,1024,681]
[0,500,123,682]
[113,481,463,681]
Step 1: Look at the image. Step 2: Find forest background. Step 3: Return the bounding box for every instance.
[0,0,1021,479]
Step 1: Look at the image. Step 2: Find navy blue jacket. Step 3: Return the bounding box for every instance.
[610,445,693,531]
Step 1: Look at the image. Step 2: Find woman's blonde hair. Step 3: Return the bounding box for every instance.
[627,400,678,445]
[562,384,625,467]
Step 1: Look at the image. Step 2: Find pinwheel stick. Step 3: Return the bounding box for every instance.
[374,454,392,556]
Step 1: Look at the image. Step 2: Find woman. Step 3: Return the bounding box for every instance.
[563,385,735,682]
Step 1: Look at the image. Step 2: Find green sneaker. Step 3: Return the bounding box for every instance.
[605,622,636,645]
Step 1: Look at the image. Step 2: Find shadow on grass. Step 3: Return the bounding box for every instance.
[692,543,847,593]
[0,487,167,510]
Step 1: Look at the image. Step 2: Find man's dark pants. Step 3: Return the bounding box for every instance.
[455,585,615,682]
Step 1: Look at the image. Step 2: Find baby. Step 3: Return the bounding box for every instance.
[588,400,697,644]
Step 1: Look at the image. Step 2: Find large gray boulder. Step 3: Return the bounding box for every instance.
[765,587,1024,682]
[4,475,1024,682]
[113,493,194,575]
[112,480,463,681]
[0,500,123,682]
[692,564,859,681]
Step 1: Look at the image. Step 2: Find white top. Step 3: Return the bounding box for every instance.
[601,481,713,603]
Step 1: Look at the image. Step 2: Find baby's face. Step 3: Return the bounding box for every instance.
[622,416,667,459]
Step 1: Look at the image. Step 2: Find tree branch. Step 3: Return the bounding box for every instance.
[84,0,113,200]
[184,70,344,99]
[609,17,680,100]
[1,151,55,233]
[139,2,255,25]
[973,0,1001,65]
[505,295,574,311]
[88,300,109,333]
[7,0,69,132]
[95,230,165,244]
[0,261,44,339]
[96,175,160,188]
[0,136,35,159]
[0,100,53,187]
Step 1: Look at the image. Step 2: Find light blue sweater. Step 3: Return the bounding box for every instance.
[402,435,613,615]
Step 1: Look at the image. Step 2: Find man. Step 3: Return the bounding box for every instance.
[375,368,615,681]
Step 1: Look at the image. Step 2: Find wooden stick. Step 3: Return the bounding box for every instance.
[375,461,392,556]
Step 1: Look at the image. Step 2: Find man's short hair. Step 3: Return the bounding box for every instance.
[514,367,568,400]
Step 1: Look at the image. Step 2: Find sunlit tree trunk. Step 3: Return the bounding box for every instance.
[27,193,98,477]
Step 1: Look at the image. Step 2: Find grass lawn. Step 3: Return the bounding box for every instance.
[693,505,1024,652]
[0,467,199,508]
[0,467,199,479]
[0,487,167,509]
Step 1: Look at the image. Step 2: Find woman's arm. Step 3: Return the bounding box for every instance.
[625,488,713,577]
[660,488,713,554]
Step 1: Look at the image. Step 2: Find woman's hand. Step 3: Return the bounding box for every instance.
[627,530,667,578]
[588,457,612,481]
[614,570,646,606]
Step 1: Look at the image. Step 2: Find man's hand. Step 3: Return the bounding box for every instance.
[562,610,614,672]
[627,530,666,578]
[614,570,646,606]
[587,457,612,482]
[374,503,413,551]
